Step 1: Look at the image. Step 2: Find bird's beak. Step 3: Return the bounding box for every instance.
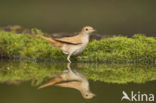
[91,29,96,33]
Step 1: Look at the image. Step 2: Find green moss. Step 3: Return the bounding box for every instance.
[0,61,155,86]
[78,63,156,84]
[0,30,155,63]
[0,61,66,85]
[81,34,156,63]
[0,31,65,60]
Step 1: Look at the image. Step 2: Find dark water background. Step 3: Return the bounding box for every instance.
[0,80,156,103]
[0,0,156,36]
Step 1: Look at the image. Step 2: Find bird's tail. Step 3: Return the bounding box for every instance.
[38,77,63,89]
[39,35,62,47]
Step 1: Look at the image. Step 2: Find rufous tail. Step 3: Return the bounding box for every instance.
[40,35,62,47]
[38,77,63,89]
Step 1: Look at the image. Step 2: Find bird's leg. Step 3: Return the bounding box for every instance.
[67,53,72,63]
[67,62,73,73]
[67,62,71,70]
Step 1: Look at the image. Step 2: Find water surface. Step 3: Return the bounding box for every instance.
[0,60,156,103]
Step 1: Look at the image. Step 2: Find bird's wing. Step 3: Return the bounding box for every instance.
[39,35,63,47]
[55,81,81,90]
[38,77,63,89]
[54,35,82,45]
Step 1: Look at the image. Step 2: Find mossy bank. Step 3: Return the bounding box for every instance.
[0,61,156,86]
[0,30,156,63]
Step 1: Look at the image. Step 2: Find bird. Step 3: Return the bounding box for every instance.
[38,63,95,99]
[39,26,95,63]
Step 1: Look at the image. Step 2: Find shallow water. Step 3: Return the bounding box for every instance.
[0,60,156,103]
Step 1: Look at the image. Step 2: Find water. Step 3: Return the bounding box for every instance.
[0,60,156,103]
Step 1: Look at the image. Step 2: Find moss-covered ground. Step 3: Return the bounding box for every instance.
[0,28,155,63]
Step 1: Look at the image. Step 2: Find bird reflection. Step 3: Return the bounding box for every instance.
[38,63,95,99]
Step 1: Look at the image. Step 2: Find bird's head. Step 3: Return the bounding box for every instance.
[81,26,95,34]
[82,91,95,99]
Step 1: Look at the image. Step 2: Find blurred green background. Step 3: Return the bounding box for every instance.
[0,0,156,35]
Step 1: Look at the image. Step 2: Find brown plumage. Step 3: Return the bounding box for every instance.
[38,63,95,99]
[39,26,95,63]
[40,35,63,47]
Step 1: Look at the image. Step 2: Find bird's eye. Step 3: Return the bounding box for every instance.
[85,28,88,31]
